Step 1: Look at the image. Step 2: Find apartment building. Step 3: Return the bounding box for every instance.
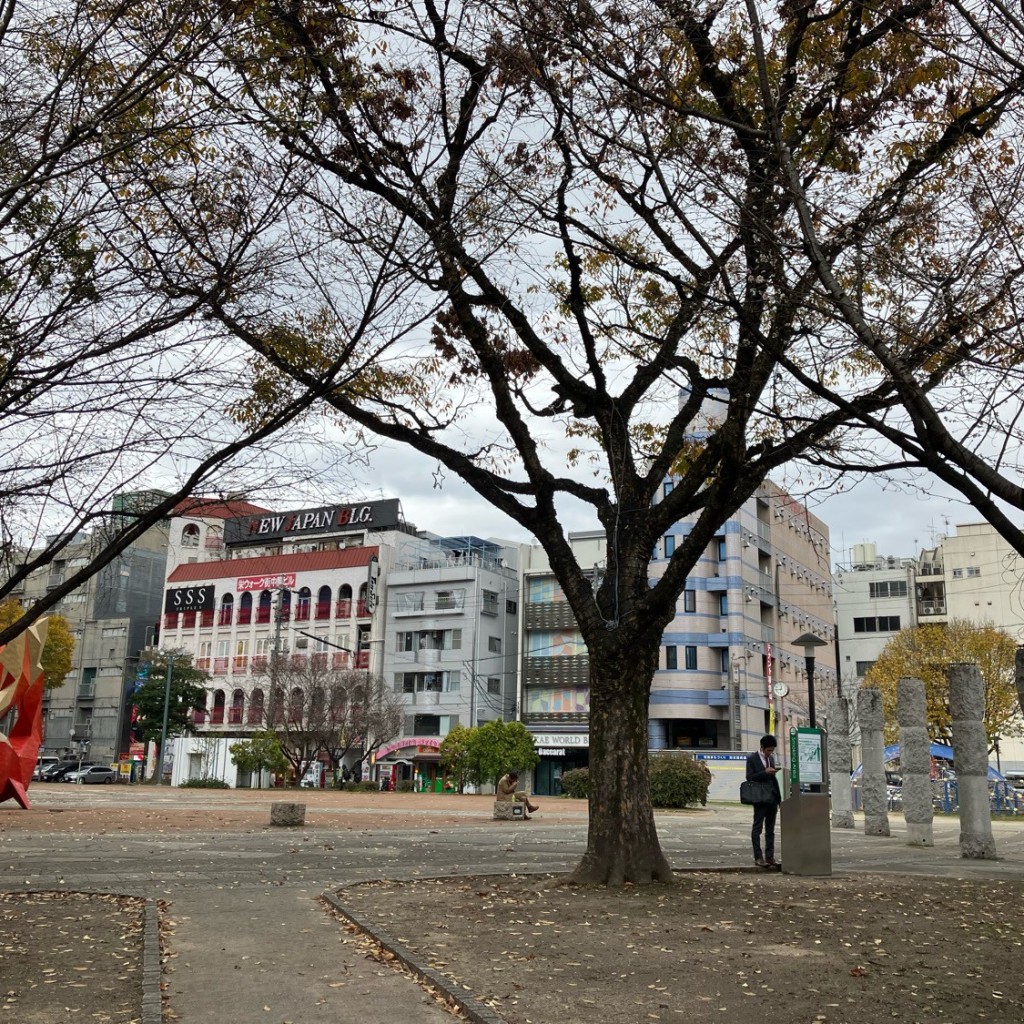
[518,487,836,796]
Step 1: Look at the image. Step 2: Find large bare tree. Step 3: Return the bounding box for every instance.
[0,0,353,645]
[104,1,1024,882]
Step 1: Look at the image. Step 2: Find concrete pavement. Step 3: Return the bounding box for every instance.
[3,786,1024,1022]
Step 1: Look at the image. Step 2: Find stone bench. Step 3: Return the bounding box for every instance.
[493,800,525,821]
[270,801,306,826]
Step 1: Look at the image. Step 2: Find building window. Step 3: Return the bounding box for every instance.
[682,590,696,613]
[663,480,674,497]
[395,671,461,694]
[664,535,675,557]
[482,590,499,615]
[951,568,963,579]
[716,536,726,561]
[506,599,518,614]
[665,646,678,670]
[435,589,465,611]
[718,593,728,616]
[487,677,501,694]
[396,591,425,612]
[855,661,876,676]
[396,629,463,652]
[720,649,729,673]
[967,566,981,578]
[685,646,698,670]
[853,616,901,633]
[869,581,908,599]
[488,636,502,654]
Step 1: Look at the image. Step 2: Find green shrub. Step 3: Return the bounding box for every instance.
[649,752,711,808]
[350,780,379,792]
[559,767,589,798]
[396,779,415,792]
[178,777,230,789]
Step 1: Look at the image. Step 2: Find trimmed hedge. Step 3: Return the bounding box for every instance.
[178,778,230,789]
[396,779,415,792]
[557,753,711,808]
[348,780,379,792]
[648,752,711,808]
[560,767,590,799]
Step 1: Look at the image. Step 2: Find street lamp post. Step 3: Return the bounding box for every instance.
[793,632,828,728]
[158,654,175,785]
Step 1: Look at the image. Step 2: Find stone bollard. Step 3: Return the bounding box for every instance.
[826,696,854,829]
[897,676,933,847]
[857,687,890,836]
[270,802,306,827]
[948,662,997,859]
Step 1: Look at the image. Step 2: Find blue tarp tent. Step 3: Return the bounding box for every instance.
[852,741,1006,781]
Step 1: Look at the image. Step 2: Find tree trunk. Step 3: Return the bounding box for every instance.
[569,644,674,885]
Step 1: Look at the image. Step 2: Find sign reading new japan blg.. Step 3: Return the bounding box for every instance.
[224,499,403,544]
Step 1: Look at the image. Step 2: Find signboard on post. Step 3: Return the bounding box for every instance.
[790,727,825,786]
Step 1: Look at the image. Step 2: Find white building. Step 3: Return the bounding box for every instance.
[159,498,521,787]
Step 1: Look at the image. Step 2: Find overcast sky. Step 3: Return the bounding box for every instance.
[321,439,986,572]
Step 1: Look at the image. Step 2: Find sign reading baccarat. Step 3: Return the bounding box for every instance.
[236,573,296,592]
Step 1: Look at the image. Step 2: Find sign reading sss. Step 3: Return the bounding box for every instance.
[164,585,215,613]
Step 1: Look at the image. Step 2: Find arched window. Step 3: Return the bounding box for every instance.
[229,688,245,724]
[279,589,292,622]
[310,687,325,723]
[211,689,226,724]
[238,592,253,625]
[219,593,234,627]
[337,584,352,619]
[247,688,265,725]
[288,687,304,724]
[295,587,311,622]
[271,687,285,725]
[181,524,200,548]
[257,589,273,624]
[315,585,332,620]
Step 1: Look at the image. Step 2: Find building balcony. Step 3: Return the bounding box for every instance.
[228,708,243,724]
[336,599,352,618]
[356,599,369,618]
[200,610,214,628]
[218,609,233,626]
[705,574,728,592]
[256,608,272,624]
[237,608,252,625]
[164,613,179,631]
[76,684,95,700]
[196,657,211,671]
[355,651,369,670]
[311,652,328,669]
[332,651,350,670]
[182,612,197,628]
[210,708,225,725]
[232,656,249,673]
[919,601,947,616]
[315,602,332,620]
[213,657,229,675]
[294,605,311,622]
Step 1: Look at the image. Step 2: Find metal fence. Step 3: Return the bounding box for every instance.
[850,780,1024,816]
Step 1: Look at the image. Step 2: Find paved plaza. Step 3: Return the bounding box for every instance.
[2,786,1024,1023]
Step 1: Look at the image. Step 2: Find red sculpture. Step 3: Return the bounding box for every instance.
[0,619,49,809]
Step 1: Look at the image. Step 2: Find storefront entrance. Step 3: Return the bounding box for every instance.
[533,752,589,796]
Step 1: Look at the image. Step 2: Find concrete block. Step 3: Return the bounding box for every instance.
[270,802,306,826]
[493,800,524,821]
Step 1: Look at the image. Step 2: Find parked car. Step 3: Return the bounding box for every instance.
[42,761,87,782]
[33,756,60,780]
[66,765,117,785]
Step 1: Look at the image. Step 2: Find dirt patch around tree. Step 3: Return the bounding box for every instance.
[336,872,1024,1024]
[0,891,145,1024]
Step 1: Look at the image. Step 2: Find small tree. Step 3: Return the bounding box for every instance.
[131,649,208,746]
[863,620,1022,744]
[438,724,472,793]
[464,721,540,789]
[249,656,404,786]
[230,730,288,789]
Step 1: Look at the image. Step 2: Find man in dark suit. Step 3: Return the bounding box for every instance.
[746,734,782,867]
